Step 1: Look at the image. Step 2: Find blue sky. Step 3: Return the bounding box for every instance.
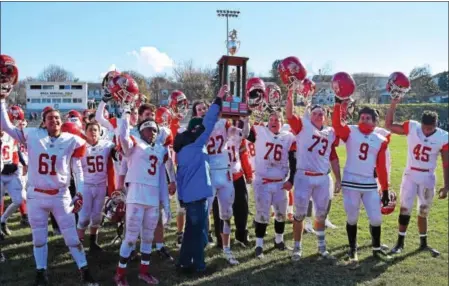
[1,2,448,82]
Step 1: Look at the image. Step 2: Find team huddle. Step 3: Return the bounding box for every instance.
[0,55,448,286]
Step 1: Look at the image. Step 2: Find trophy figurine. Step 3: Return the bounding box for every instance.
[227,29,241,56]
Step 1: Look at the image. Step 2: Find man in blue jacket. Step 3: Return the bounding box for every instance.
[173,85,228,272]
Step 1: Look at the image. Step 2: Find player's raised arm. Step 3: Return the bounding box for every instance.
[95,97,115,132]
[332,102,350,141]
[385,98,408,135]
[286,88,303,136]
[117,110,135,157]
[0,100,26,145]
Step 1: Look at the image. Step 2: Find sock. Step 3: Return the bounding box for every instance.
[223,246,231,253]
[156,243,164,251]
[419,233,427,247]
[275,233,284,244]
[116,263,127,276]
[294,241,302,249]
[256,238,264,248]
[69,246,88,269]
[33,244,48,270]
[19,201,27,215]
[0,197,4,216]
[370,225,381,250]
[316,231,326,253]
[397,232,406,246]
[139,260,150,274]
[346,223,357,250]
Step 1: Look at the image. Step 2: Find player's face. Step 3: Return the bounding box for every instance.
[421,123,436,137]
[268,114,282,133]
[195,103,207,117]
[141,109,155,121]
[310,108,325,128]
[130,109,138,126]
[86,124,100,143]
[18,120,27,130]
[358,113,374,126]
[44,111,62,133]
[141,127,157,144]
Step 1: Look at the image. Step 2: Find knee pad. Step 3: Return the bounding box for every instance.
[400,206,411,216]
[274,220,285,234]
[293,214,305,222]
[77,218,90,230]
[61,227,81,247]
[418,205,430,218]
[32,227,48,247]
[254,221,267,238]
[315,211,327,224]
[90,213,102,229]
[398,214,411,226]
[368,216,382,227]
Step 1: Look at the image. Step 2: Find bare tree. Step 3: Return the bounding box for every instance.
[352,73,384,104]
[8,77,36,106]
[37,65,76,82]
[148,75,171,104]
[409,65,440,97]
[172,60,214,101]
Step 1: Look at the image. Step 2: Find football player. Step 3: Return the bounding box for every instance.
[76,121,116,253]
[114,115,169,286]
[286,88,341,261]
[0,100,98,285]
[386,96,448,256]
[332,72,392,263]
[246,111,296,259]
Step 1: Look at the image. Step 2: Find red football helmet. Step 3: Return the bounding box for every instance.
[61,122,85,139]
[332,72,356,100]
[381,191,397,215]
[297,78,316,105]
[8,105,25,123]
[107,74,139,106]
[246,77,266,109]
[0,55,19,98]
[278,56,307,86]
[66,110,83,128]
[101,70,121,94]
[168,90,189,118]
[387,72,411,99]
[155,107,172,127]
[264,83,282,111]
[104,191,126,223]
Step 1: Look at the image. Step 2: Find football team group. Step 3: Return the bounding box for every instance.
[0,54,448,286]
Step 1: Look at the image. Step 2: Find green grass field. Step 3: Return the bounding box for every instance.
[1,135,448,286]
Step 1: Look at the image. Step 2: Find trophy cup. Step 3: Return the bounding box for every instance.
[227,29,241,56]
[217,30,250,119]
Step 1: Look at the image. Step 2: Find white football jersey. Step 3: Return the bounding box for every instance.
[405,120,448,174]
[227,132,244,174]
[1,132,17,165]
[374,127,391,140]
[25,128,86,196]
[124,136,168,187]
[81,140,115,185]
[245,139,256,172]
[253,125,295,179]
[344,125,387,177]
[207,119,232,169]
[295,119,337,174]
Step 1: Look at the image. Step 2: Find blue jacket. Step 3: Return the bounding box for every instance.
[175,99,221,203]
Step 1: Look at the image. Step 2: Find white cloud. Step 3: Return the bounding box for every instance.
[99,64,119,79]
[128,47,174,73]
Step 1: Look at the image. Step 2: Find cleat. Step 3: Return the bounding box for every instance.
[34,269,49,286]
[373,249,392,261]
[138,273,159,285]
[318,250,336,260]
[291,247,302,261]
[390,244,404,254]
[176,232,183,248]
[208,233,215,246]
[157,247,174,261]
[420,245,440,257]
[1,223,11,236]
[224,250,239,265]
[113,273,129,286]
[274,240,291,251]
[255,246,264,259]
[235,239,250,248]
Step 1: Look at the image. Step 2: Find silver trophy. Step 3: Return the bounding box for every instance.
[227,29,240,56]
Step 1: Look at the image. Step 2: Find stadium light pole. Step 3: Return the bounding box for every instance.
[216,9,240,55]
